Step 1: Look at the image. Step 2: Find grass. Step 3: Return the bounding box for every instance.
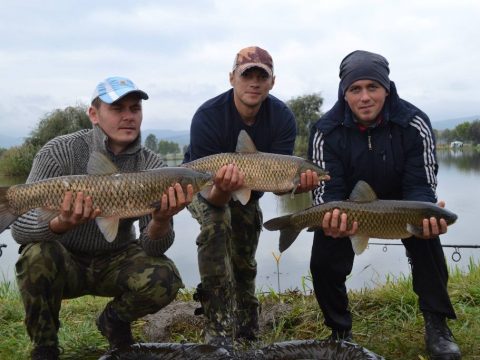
[1,261,479,359]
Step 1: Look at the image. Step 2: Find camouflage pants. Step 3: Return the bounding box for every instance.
[15,241,184,347]
[187,194,263,337]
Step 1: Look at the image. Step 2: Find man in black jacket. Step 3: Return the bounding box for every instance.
[308,50,460,360]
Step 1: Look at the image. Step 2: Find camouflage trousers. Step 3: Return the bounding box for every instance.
[187,194,263,339]
[15,241,184,347]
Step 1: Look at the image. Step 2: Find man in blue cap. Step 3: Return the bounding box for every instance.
[12,76,191,359]
[308,50,461,360]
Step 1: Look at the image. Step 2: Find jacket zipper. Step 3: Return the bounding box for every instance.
[367,130,372,151]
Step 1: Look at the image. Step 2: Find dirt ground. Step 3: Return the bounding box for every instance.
[142,300,293,342]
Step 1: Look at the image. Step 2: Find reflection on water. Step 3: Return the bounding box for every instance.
[437,149,480,173]
[1,152,479,292]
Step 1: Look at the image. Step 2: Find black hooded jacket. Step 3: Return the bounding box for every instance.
[308,81,438,205]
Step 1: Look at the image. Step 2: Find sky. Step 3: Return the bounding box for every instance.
[0,0,479,138]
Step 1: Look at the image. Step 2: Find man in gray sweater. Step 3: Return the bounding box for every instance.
[11,76,191,360]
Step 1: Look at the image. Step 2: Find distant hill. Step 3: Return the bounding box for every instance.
[432,115,480,130]
[142,129,190,147]
[0,134,25,148]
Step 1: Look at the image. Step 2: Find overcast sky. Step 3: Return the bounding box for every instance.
[1,0,479,137]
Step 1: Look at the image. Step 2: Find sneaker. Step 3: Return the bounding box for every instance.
[96,305,135,350]
[31,346,60,360]
[424,312,461,360]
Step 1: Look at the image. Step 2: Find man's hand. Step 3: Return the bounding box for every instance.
[203,164,245,207]
[322,209,358,238]
[148,183,194,239]
[295,170,330,193]
[419,200,448,239]
[49,191,101,234]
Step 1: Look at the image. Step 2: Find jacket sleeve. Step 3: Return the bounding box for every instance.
[270,106,297,155]
[308,126,347,205]
[402,115,438,203]
[137,149,176,256]
[187,109,225,161]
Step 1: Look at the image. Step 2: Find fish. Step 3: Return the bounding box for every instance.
[263,180,458,255]
[182,130,329,205]
[0,151,213,242]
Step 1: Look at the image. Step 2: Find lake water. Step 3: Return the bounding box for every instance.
[1,150,479,293]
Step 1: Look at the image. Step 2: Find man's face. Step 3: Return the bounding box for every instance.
[229,67,275,109]
[88,93,143,154]
[344,79,388,124]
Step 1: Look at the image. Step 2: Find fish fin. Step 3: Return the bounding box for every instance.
[349,180,377,202]
[306,226,322,232]
[0,187,17,233]
[232,188,251,205]
[279,229,302,252]
[407,223,424,237]
[350,235,370,255]
[95,217,120,242]
[87,152,119,175]
[236,130,257,153]
[37,208,59,223]
[264,215,302,252]
[263,214,292,231]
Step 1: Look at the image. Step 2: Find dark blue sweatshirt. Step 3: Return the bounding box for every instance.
[184,89,297,199]
[308,81,438,205]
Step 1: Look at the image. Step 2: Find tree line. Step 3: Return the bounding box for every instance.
[434,120,480,144]
[1,95,477,177]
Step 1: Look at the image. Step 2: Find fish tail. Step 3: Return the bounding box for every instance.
[0,186,17,234]
[263,214,301,252]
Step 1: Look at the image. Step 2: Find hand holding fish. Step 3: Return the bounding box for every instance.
[294,170,330,194]
[418,200,448,239]
[202,164,246,207]
[49,191,102,234]
[322,209,358,238]
[148,183,194,240]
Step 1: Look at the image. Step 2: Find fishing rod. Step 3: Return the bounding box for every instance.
[368,242,480,262]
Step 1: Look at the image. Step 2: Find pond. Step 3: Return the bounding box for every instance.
[0,149,479,293]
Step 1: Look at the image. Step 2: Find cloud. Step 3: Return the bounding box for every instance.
[0,0,479,136]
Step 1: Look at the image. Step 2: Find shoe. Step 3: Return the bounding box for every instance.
[329,329,353,342]
[31,346,60,360]
[423,312,461,359]
[96,304,135,350]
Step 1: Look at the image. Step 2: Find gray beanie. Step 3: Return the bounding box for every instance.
[339,50,390,94]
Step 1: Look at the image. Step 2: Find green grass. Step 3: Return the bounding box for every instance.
[1,261,479,359]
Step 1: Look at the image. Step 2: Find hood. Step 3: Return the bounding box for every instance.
[313,81,428,134]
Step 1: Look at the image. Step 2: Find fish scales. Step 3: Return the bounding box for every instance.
[263,180,457,254]
[184,152,308,193]
[291,200,441,239]
[6,168,209,219]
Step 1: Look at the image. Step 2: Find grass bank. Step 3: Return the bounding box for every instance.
[1,260,479,359]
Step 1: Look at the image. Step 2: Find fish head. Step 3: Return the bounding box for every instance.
[298,159,329,181]
[178,169,214,192]
[424,203,458,226]
[439,207,458,226]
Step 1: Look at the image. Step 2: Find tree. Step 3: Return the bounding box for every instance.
[157,140,180,155]
[286,93,324,158]
[145,134,158,152]
[27,105,91,148]
[470,120,480,144]
[0,105,91,177]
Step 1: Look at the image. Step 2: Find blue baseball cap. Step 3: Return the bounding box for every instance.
[91,76,149,104]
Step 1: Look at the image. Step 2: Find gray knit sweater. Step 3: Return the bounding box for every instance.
[11,125,175,256]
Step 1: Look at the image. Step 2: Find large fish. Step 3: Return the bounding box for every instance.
[263,180,458,255]
[0,152,213,242]
[182,130,329,204]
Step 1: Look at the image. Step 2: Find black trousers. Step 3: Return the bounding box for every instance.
[310,231,456,331]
